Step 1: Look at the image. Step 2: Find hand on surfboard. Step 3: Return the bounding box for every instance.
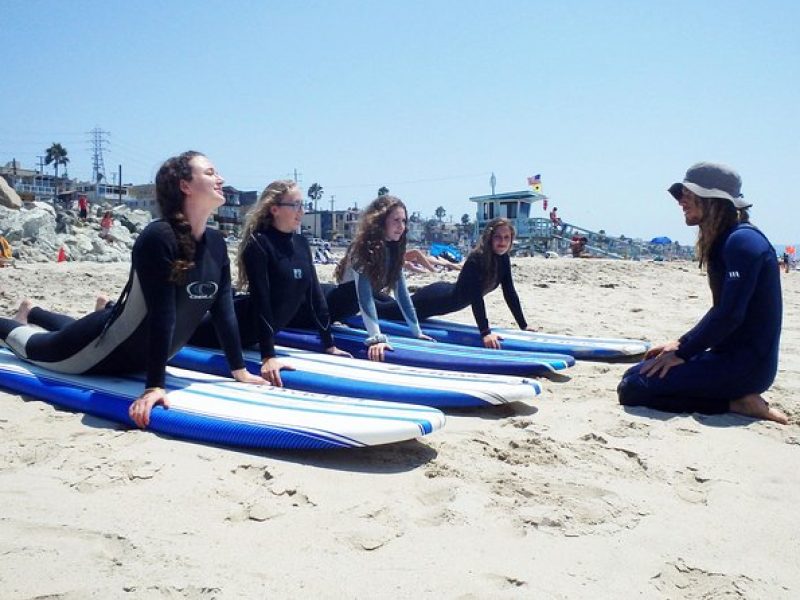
[368,342,393,362]
[482,333,504,350]
[129,387,169,429]
[325,346,353,359]
[260,358,295,387]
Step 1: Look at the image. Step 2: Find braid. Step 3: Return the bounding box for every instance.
[155,151,202,283]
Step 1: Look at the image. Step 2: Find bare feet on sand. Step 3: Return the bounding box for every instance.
[94,295,110,312]
[14,299,33,324]
[729,394,789,425]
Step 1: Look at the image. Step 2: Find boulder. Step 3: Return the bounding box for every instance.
[0,177,22,209]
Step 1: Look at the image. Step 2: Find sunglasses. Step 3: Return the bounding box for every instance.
[277,201,305,211]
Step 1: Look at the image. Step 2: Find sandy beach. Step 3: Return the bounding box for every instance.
[1,257,798,599]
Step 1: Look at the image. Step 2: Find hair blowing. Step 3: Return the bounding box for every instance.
[154,151,204,283]
[468,217,516,293]
[695,197,748,268]
[236,179,298,290]
[334,195,408,292]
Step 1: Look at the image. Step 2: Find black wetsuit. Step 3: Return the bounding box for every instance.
[375,252,528,336]
[0,221,245,388]
[618,224,782,414]
[189,227,333,358]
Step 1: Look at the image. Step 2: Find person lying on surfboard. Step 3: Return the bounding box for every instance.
[325,195,434,361]
[0,151,265,429]
[187,179,351,386]
[617,162,787,424]
[375,217,536,350]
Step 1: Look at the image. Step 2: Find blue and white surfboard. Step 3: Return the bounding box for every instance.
[0,349,444,450]
[172,345,542,408]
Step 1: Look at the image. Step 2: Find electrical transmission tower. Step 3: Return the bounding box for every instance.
[89,127,110,183]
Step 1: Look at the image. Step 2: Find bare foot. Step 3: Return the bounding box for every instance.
[14,299,33,324]
[94,294,110,312]
[729,394,789,425]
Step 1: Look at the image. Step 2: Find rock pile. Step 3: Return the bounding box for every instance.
[0,202,153,263]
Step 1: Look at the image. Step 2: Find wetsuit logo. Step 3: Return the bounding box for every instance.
[293,268,303,279]
[186,281,219,299]
[727,271,740,279]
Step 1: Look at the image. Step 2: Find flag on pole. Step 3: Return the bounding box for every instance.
[527,174,542,193]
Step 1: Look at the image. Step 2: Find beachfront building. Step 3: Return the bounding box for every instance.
[0,161,68,203]
[126,184,159,216]
[74,182,130,205]
[302,207,361,242]
[214,186,258,234]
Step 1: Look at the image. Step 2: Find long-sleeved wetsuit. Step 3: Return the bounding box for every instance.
[375,252,528,336]
[0,221,245,388]
[617,224,782,414]
[189,227,334,358]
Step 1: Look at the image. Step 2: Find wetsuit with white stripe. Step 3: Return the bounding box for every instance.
[189,227,334,358]
[617,224,782,414]
[375,252,528,336]
[0,221,245,388]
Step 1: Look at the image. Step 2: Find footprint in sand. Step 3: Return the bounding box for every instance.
[651,558,778,598]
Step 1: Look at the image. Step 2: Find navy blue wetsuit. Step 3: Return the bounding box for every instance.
[0,221,245,388]
[375,252,528,336]
[189,227,334,358]
[617,224,782,414]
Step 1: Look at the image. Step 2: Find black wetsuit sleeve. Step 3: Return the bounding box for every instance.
[207,255,246,372]
[675,229,766,360]
[305,242,335,349]
[242,235,278,359]
[458,256,492,336]
[499,255,528,329]
[134,226,179,389]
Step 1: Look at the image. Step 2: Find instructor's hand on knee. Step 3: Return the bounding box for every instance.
[129,387,169,429]
[641,350,684,379]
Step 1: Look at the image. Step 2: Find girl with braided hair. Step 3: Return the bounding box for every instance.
[1,151,263,429]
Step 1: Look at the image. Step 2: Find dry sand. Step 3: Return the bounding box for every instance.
[0,258,798,599]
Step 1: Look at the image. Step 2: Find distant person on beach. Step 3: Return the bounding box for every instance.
[188,179,350,386]
[549,206,564,232]
[326,195,433,361]
[376,218,535,350]
[403,248,462,273]
[617,162,787,424]
[100,211,113,239]
[570,234,589,257]
[782,252,790,273]
[78,195,89,222]
[0,151,264,428]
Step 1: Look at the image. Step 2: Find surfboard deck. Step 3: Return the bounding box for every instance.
[343,317,649,359]
[274,326,574,376]
[0,349,445,450]
[172,345,542,408]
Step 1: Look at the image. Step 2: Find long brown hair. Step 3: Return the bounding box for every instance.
[334,195,408,292]
[236,179,298,290]
[155,150,203,283]
[468,218,516,293]
[695,197,746,268]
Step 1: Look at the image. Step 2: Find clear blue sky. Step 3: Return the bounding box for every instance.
[2,0,798,245]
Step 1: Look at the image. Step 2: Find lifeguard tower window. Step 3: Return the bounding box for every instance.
[500,202,517,219]
[483,203,495,220]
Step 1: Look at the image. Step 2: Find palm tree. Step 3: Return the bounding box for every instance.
[435,206,446,221]
[45,142,69,180]
[378,186,389,197]
[307,183,323,212]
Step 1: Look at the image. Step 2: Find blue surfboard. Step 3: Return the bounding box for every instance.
[0,349,444,450]
[273,326,574,376]
[343,316,649,360]
[171,345,542,408]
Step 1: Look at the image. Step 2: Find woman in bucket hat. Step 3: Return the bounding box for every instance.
[617,162,787,424]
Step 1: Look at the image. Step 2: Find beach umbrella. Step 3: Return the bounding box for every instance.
[650,236,672,244]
